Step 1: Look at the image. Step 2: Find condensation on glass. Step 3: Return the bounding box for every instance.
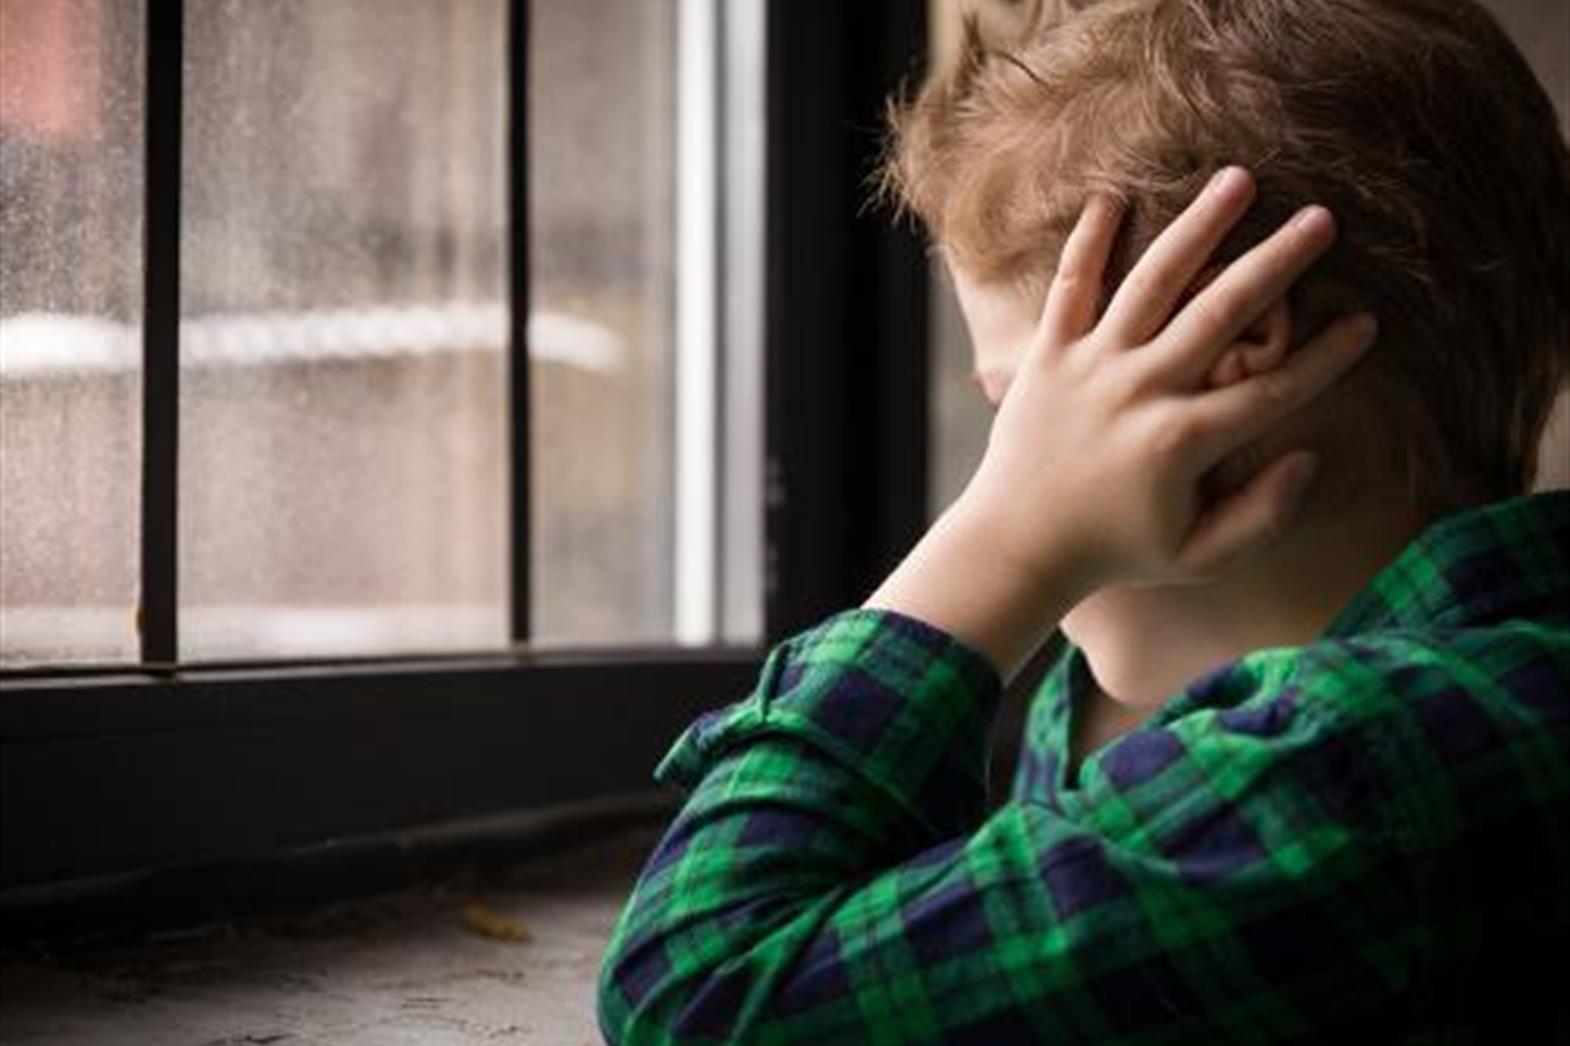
[0,0,144,666]
[530,0,680,645]
[180,0,509,659]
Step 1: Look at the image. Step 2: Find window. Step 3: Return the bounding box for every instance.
[1,0,766,666]
[177,0,510,660]
[1,0,144,665]
[1,0,928,896]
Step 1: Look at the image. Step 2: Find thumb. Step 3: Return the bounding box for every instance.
[1174,450,1319,579]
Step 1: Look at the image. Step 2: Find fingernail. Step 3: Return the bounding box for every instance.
[1350,312,1378,341]
[1293,205,1333,235]
[1208,166,1248,200]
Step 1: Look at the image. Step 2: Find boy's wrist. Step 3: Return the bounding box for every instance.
[948,488,1100,616]
[863,492,1085,682]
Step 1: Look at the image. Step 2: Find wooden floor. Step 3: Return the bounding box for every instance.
[0,823,663,1045]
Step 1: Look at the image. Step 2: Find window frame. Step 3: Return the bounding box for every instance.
[0,0,930,911]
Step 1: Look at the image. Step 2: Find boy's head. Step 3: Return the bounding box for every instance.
[882,0,1570,514]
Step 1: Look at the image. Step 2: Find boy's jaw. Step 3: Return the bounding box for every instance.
[1059,585,1237,710]
[1059,476,1432,711]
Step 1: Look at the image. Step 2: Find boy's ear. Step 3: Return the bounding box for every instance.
[1205,295,1292,389]
[1171,263,1295,389]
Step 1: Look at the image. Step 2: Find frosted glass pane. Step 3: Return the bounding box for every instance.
[530,0,678,645]
[180,0,508,660]
[0,0,143,666]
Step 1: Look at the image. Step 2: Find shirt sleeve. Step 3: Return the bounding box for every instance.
[596,608,1422,1045]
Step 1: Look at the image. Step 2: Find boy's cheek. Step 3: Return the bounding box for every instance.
[947,259,1044,362]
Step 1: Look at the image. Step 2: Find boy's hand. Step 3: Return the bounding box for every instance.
[866,167,1377,679]
[955,166,1376,597]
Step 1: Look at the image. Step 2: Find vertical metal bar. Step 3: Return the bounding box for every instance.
[140,0,182,668]
[719,0,767,645]
[675,0,720,645]
[508,0,532,643]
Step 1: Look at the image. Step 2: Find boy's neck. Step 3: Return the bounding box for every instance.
[1063,493,1436,711]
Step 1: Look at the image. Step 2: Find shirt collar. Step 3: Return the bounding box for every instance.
[1320,490,1570,638]
[1032,490,1569,801]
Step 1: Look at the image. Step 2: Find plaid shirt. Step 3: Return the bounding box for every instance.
[598,491,1570,1044]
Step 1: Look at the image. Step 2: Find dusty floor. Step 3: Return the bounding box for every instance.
[0,823,663,1045]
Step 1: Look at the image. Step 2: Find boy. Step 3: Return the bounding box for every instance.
[599,0,1569,1040]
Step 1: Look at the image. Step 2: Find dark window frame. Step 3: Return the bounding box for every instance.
[0,0,930,915]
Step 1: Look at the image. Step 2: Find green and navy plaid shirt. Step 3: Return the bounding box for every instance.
[598,491,1569,1044]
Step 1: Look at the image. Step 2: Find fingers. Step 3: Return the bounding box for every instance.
[1151,204,1337,382]
[1174,450,1320,578]
[1186,310,1378,462]
[1037,193,1126,345]
[1098,166,1256,345]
